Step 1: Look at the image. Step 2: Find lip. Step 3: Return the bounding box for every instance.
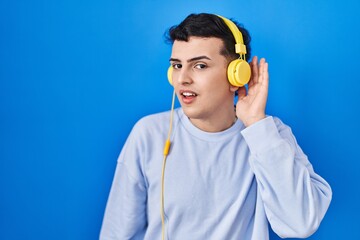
[179,89,198,104]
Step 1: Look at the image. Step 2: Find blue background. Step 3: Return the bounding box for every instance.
[1,0,359,239]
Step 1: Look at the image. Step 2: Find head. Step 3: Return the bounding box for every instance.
[165,13,252,132]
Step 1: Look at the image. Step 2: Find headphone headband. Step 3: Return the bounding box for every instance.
[217,15,247,57]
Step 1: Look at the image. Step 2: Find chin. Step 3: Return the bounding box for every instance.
[181,106,205,120]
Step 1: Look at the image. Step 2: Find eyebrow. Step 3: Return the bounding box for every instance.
[169,55,211,63]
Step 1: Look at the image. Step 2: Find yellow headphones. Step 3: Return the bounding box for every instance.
[167,15,251,87]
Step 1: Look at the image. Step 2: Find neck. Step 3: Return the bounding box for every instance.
[188,108,237,133]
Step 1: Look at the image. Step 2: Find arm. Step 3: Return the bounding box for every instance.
[100,130,148,240]
[241,116,332,238]
[237,57,332,237]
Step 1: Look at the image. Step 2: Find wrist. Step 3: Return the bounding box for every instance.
[242,115,266,127]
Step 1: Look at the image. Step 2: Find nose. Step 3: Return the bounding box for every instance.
[176,68,193,85]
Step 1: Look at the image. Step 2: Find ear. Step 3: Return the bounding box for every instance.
[229,84,239,93]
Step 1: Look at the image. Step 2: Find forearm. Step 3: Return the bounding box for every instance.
[241,117,332,238]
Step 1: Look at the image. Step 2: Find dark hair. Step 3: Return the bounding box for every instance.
[165,13,251,62]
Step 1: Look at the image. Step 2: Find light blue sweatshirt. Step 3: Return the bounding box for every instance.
[100,108,332,240]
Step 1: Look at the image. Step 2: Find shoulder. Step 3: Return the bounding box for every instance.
[134,110,172,130]
[130,108,181,138]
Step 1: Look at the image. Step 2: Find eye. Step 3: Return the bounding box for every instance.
[172,63,182,69]
[195,63,207,69]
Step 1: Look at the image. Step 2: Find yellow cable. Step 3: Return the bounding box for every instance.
[161,90,176,240]
[160,154,167,240]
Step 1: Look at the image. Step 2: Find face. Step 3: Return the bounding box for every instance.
[170,37,238,130]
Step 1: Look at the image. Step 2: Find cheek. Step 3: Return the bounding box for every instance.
[202,82,230,100]
[204,73,230,91]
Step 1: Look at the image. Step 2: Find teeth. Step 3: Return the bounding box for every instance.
[182,92,196,97]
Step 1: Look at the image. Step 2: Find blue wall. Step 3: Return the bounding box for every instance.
[1,0,359,239]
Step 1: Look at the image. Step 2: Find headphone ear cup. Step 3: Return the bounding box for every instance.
[167,66,173,85]
[227,59,251,87]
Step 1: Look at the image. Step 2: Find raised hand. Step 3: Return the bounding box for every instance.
[236,56,269,127]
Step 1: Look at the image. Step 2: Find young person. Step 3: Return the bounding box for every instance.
[100,13,332,240]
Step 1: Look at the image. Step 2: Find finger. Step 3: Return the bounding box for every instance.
[258,58,269,86]
[249,56,259,87]
[237,86,247,100]
[263,61,269,88]
[258,58,265,83]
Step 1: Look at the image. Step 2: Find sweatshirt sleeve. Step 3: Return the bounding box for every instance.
[241,116,332,238]
[100,126,148,240]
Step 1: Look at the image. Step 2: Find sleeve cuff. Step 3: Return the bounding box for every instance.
[241,116,283,154]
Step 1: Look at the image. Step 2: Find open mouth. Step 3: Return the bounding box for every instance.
[181,92,197,98]
[179,90,198,104]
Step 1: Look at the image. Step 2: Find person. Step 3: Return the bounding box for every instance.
[100,13,332,240]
